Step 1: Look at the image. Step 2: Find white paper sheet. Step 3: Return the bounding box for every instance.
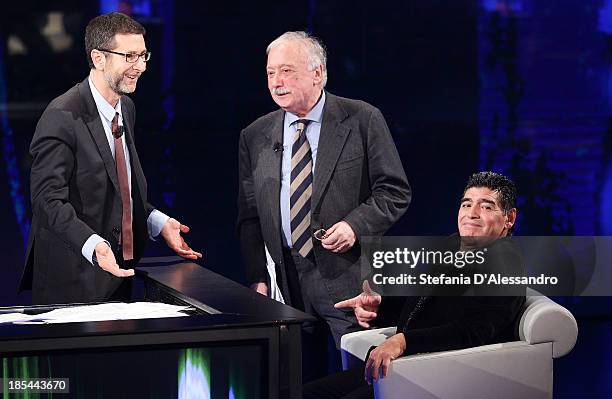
[0,302,193,324]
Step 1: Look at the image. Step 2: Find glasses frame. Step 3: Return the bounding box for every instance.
[97,48,151,63]
[313,229,327,241]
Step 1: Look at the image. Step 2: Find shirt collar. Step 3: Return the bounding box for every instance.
[285,90,326,126]
[88,75,122,123]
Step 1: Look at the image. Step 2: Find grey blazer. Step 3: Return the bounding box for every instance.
[237,92,411,303]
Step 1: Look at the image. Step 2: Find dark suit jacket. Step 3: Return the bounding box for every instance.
[237,92,411,304]
[19,77,153,304]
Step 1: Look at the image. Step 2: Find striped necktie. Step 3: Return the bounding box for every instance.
[112,112,134,261]
[290,119,313,257]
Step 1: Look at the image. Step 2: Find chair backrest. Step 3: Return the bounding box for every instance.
[518,288,578,358]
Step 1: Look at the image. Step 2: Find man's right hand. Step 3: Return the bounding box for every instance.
[94,242,134,277]
[334,280,382,328]
[250,282,268,296]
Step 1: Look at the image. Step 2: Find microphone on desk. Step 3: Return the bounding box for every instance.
[273,142,283,153]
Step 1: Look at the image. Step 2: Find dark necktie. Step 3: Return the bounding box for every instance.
[290,119,313,257]
[112,112,133,260]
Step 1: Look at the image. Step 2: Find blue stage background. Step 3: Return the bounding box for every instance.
[1,1,610,396]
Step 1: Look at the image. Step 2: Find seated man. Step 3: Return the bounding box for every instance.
[304,171,526,399]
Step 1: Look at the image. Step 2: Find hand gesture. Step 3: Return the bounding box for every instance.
[160,218,203,260]
[334,280,382,328]
[94,242,134,277]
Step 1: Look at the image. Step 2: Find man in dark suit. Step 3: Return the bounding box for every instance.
[19,12,201,305]
[237,31,411,374]
[306,171,525,399]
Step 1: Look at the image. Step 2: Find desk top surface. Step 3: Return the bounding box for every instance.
[0,259,313,349]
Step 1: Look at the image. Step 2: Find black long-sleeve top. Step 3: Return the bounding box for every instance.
[375,236,526,356]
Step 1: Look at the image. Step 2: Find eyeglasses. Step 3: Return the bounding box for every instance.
[313,229,327,241]
[97,48,151,63]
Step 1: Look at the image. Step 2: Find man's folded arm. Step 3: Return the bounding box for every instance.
[401,296,523,356]
[343,107,411,241]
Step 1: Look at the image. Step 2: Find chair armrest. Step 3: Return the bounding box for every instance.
[375,341,553,399]
[340,327,397,369]
[520,295,577,358]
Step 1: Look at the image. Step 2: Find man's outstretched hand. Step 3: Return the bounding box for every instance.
[94,242,134,277]
[161,218,203,260]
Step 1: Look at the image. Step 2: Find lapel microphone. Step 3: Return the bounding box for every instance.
[273,142,283,153]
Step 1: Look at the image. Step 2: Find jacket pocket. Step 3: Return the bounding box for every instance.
[335,154,363,172]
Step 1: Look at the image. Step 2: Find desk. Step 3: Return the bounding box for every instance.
[0,259,312,398]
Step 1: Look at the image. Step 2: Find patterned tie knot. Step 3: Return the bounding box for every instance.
[295,119,309,135]
[112,112,124,139]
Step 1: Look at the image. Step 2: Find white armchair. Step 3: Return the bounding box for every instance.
[340,291,578,399]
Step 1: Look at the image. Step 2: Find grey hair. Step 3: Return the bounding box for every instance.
[266,31,328,88]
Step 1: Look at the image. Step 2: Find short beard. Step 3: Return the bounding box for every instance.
[104,71,134,95]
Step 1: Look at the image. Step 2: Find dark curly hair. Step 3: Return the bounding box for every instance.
[463,171,517,214]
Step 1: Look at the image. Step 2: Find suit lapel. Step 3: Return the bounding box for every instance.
[312,94,350,211]
[78,78,120,192]
[263,111,284,256]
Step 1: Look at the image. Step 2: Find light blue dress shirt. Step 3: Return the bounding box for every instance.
[280,91,326,247]
[82,75,169,264]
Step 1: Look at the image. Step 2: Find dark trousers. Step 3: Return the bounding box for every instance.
[282,249,359,382]
[303,366,373,399]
